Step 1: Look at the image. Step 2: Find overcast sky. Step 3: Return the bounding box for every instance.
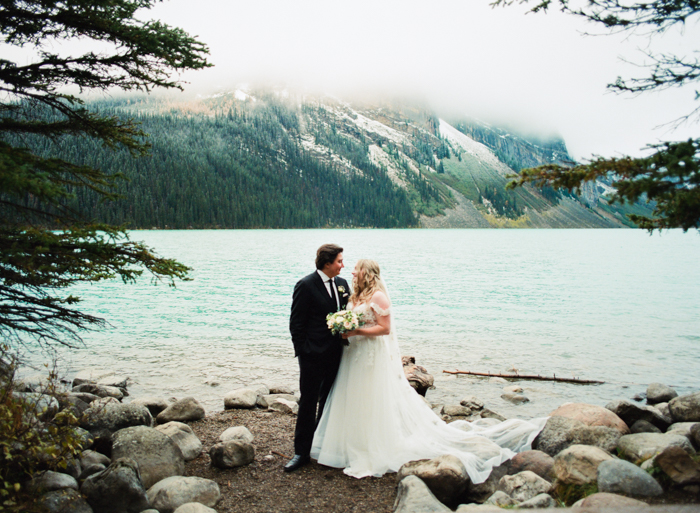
[8,0,700,160]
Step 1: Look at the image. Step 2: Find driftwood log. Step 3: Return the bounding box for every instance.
[443,369,605,385]
[403,356,434,396]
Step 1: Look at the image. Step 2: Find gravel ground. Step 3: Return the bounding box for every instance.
[186,409,397,513]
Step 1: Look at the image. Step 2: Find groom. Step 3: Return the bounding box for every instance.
[285,243,350,472]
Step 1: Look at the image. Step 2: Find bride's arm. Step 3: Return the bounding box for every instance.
[342,291,391,338]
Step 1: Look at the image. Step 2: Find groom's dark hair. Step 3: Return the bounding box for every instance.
[316,244,343,270]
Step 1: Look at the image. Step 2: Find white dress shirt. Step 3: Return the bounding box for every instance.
[317,269,339,309]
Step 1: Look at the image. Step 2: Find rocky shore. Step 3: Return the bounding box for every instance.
[11,360,700,513]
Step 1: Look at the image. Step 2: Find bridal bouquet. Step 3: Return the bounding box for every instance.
[326,309,363,340]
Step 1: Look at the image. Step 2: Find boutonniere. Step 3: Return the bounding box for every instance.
[337,286,346,294]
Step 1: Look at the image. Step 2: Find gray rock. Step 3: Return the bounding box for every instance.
[497,471,551,502]
[157,397,205,423]
[129,396,170,417]
[223,388,258,409]
[219,425,254,444]
[532,416,621,457]
[441,404,473,417]
[256,393,297,408]
[268,397,299,414]
[82,402,152,433]
[79,463,106,481]
[209,440,255,468]
[654,446,700,485]
[484,490,517,507]
[597,458,663,497]
[38,489,93,513]
[111,426,185,489]
[580,492,650,508]
[71,427,94,451]
[691,423,700,449]
[516,493,556,509]
[606,399,672,431]
[655,402,672,418]
[667,422,699,439]
[147,476,221,513]
[501,393,529,404]
[80,449,111,469]
[630,419,662,434]
[81,458,149,513]
[269,384,294,395]
[73,383,124,400]
[249,383,270,396]
[394,475,451,513]
[173,504,218,513]
[553,444,614,485]
[459,396,484,411]
[617,432,696,462]
[509,450,554,482]
[464,461,510,503]
[156,421,203,461]
[647,383,678,404]
[58,394,90,418]
[29,471,79,492]
[402,356,435,397]
[480,409,506,421]
[397,454,470,507]
[669,392,700,422]
[632,393,646,402]
[69,392,100,404]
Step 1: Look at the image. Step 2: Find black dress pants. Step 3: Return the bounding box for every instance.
[294,348,343,456]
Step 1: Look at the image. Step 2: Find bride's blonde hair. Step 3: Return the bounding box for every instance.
[349,259,385,306]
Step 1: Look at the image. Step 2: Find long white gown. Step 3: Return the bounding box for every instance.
[310,301,548,482]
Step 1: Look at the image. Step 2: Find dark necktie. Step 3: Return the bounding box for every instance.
[329,278,338,310]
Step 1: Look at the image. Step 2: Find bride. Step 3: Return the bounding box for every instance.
[310,259,547,482]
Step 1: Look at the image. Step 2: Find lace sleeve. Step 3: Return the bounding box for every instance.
[370,302,391,317]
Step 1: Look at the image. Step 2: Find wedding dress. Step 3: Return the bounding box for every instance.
[310,297,547,482]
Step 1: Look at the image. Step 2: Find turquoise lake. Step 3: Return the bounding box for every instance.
[25,229,700,419]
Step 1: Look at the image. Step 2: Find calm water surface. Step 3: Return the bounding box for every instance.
[26,229,700,419]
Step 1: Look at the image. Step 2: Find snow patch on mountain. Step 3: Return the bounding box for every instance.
[439,119,513,177]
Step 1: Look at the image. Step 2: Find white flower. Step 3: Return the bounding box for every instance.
[343,321,352,329]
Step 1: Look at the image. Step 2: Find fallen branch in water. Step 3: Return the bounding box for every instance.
[443,369,605,384]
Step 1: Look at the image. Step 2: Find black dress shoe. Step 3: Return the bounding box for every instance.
[284,454,310,472]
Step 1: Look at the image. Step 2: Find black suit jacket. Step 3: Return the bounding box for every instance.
[290,271,350,357]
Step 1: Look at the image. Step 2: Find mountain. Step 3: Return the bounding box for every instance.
[5,88,652,229]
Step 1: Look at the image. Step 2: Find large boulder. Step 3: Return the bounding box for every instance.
[647,383,678,404]
[156,421,202,461]
[82,402,152,434]
[146,476,220,513]
[223,388,258,409]
[654,446,700,485]
[666,422,699,439]
[549,403,629,434]
[209,440,255,468]
[28,471,79,493]
[552,444,614,485]
[156,397,205,424]
[37,489,93,513]
[606,399,672,431]
[80,450,111,469]
[496,470,551,502]
[397,455,470,507]
[669,392,700,422]
[580,492,650,508]
[111,426,185,489]
[531,416,621,457]
[73,383,124,400]
[508,450,554,481]
[173,504,217,513]
[80,458,150,513]
[517,493,556,509]
[394,475,451,513]
[129,397,170,417]
[617,432,696,463]
[597,458,663,497]
[484,490,517,507]
[402,356,434,397]
[219,426,254,444]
